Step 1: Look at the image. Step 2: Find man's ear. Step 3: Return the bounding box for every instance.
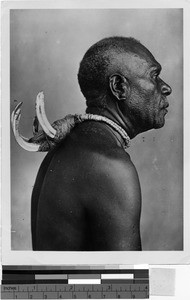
[109,74,130,101]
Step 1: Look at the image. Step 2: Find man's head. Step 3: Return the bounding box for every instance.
[78,36,172,134]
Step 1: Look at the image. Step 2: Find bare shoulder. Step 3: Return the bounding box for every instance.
[34,131,142,250]
[80,148,141,213]
[78,149,142,250]
[93,150,139,190]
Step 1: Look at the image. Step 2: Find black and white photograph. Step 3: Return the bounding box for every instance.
[2,0,190,265]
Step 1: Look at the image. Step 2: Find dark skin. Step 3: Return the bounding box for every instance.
[32,48,172,251]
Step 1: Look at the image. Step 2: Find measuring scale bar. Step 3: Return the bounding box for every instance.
[1,268,149,299]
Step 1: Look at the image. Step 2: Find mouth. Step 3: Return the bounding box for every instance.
[159,101,169,116]
[161,99,169,111]
[163,108,168,114]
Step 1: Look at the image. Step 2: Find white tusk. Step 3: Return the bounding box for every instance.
[11,102,40,152]
[11,102,22,128]
[36,91,56,138]
[20,135,30,142]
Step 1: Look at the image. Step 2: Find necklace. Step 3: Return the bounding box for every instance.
[75,113,131,151]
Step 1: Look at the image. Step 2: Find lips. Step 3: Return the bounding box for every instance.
[161,98,169,110]
[160,99,169,115]
[164,103,169,109]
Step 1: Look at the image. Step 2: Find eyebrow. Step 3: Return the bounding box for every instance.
[150,63,162,73]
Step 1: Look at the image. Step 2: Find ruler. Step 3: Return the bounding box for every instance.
[1,266,149,299]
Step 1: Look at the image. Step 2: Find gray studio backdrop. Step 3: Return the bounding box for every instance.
[10,9,183,250]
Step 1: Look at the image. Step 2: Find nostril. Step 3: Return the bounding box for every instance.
[162,84,172,96]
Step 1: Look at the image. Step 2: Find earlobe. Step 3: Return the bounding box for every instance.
[109,74,130,101]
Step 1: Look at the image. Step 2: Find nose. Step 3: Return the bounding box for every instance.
[161,80,172,96]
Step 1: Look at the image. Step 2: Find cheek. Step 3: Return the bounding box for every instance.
[128,85,160,125]
[131,79,162,112]
[130,79,156,101]
[129,80,154,107]
[136,78,155,91]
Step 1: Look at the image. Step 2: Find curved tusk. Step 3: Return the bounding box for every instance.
[11,102,22,127]
[36,91,56,138]
[11,102,29,142]
[11,102,40,152]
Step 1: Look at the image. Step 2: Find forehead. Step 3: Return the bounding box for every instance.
[124,51,161,76]
[109,48,161,78]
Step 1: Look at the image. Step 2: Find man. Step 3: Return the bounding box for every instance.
[14,37,172,250]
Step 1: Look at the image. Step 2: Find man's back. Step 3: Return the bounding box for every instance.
[32,121,142,251]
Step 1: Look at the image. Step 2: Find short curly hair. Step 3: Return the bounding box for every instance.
[77,36,147,107]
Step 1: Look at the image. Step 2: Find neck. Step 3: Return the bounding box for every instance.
[86,101,138,139]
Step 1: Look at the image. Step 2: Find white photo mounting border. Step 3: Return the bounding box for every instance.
[1,0,190,265]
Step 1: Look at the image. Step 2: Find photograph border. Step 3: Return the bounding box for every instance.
[2,0,190,265]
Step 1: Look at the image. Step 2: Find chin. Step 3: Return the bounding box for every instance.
[153,117,166,129]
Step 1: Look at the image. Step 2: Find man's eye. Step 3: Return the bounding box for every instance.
[152,73,159,79]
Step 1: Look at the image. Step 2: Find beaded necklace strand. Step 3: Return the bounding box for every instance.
[75,114,131,152]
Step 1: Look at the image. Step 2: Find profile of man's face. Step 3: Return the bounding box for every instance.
[121,51,172,132]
